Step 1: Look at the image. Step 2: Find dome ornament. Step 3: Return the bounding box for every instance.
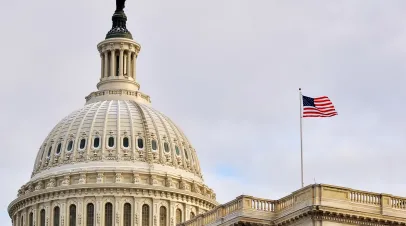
[116,0,126,12]
[106,0,133,39]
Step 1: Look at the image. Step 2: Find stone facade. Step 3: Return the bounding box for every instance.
[179,184,406,226]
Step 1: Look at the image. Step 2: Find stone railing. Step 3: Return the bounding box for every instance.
[179,184,406,226]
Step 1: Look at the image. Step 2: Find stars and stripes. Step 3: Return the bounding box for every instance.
[302,95,337,118]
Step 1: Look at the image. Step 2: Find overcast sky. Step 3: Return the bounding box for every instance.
[2,0,406,225]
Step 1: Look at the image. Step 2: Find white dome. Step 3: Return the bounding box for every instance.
[32,100,203,183]
[8,9,217,224]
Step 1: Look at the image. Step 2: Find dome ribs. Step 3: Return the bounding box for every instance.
[150,107,177,168]
[123,100,136,161]
[130,101,151,163]
[73,103,99,162]
[138,104,163,164]
[87,101,107,159]
[102,100,114,160]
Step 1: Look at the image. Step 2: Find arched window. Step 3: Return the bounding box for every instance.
[123,203,132,226]
[164,143,170,153]
[123,137,130,148]
[69,204,76,226]
[93,137,100,149]
[190,212,195,219]
[47,146,52,158]
[87,203,95,226]
[40,209,45,226]
[108,137,115,148]
[79,138,86,150]
[20,215,23,226]
[151,140,158,151]
[176,209,182,224]
[56,143,62,155]
[54,206,60,226]
[105,203,113,226]
[29,212,33,226]
[175,146,180,156]
[67,140,73,152]
[142,204,150,226]
[159,206,167,226]
[137,138,144,149]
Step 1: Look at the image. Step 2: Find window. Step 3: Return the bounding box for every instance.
[47,146,52,158]
[105,203,113,226]
[93,137,100,148]
[137,138,144,149]
[159,206,167,226]
[20,216,23,226]
[164,143,170,153]
[56,143,62,155]
[29,212,33,226]
[175,146,180,156]
[184,149,189,159]
[87,203,94,226]
[54,206,60,226]
[79,139,86,150]
[40,209,45,226]
[176,209,182,224]
[124,203,132,226]
[142,204,149,226]
[69,204,76,226]
[67,141,73,152]
[108,137,115,148]
[151,140,157,151]
[123,137,130,148]
[190,212,195,219]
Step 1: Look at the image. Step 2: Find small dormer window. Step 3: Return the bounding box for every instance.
[175,146,180,155]
[164,143,170,153]
[67,141,73,152]
[93,137,100,149]
[47,146,52,158]
[56,143,62,155]
[137,138,144,149]
[79,138,86,150]
[151,140,157,151]
[123,137,129,148]
[108,137,115,148]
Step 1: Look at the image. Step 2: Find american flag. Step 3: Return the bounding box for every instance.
[302,95,337,118]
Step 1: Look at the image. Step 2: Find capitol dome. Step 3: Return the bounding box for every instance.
[31,100,203,182]
[8,2,217,226]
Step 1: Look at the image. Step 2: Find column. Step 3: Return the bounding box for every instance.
[119,50,124,77]
[100,53,104,79]
[132,53,137,80]
[110,50,116,77]
[104,52,109,78]
[127,51,132,78]
[95,197,102,226]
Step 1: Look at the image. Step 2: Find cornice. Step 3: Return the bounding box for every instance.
[9,183,219,218]
[275,205,406,226]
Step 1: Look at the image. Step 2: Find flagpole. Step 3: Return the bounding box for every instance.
[299,88,304,188]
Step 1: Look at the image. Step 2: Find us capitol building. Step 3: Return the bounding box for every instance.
[8,2,406,226]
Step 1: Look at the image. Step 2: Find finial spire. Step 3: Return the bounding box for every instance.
[116,0,126,12]
[106,0,133,40]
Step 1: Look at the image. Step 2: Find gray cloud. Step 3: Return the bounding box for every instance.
[1,0,406,225]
